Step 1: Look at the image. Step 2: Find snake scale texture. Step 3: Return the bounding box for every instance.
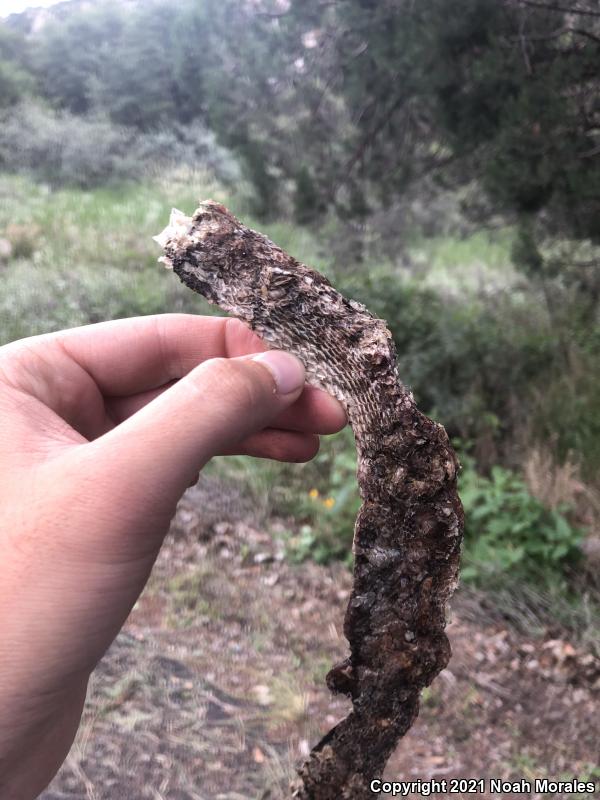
[155,201,464,799]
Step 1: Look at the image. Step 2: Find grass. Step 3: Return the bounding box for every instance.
[0,170,518,346]
[407,228,517,296]
[0,170,333,345]
[507,750,600,799]
[0,172,205,342]
[166,568,215,627]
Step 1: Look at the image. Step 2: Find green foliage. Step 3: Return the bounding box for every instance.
[0,103,138,187]
[293,166,325,226]
[5,0,600,248]
[0,102,240,189]
[283,427,359,565]
[283,429,583,590]
[0,23,36,108]
[281,427,583,591]
[92,3,182,129]
[32,2,126,115]
[459,452,583,586]
[512,219,544,278]
[0,56,35,108]
[24,0,207,127]
[0,172,227,344]
[335,266,554,447]
[5,0,597,259]
[344,264,600,477]
[531,369,600,478]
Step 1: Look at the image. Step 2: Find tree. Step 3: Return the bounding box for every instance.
[0,23,36,108]
[32,5,124,114]
[13,0,600,253]
[192,0,600,245]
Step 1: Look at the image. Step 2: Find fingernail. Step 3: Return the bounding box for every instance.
[252,351,305,395]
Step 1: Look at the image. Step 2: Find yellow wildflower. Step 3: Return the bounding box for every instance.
[323,497,336,509]
[308,488,319,499]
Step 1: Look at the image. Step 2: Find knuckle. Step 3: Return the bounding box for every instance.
[196,357,266,410]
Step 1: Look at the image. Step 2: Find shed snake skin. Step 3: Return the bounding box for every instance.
[155,201,464,798]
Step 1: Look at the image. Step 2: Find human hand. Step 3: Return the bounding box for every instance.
[0,313,346,799]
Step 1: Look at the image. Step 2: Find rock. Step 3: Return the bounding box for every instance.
[581,535,600,566]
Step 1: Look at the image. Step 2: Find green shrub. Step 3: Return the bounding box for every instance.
[459,452,583,586]
[336,269,555,444]
[282,430,583,592]
[530,357,600,479]
[333,265,600,479]
[0,102,240,189]
[0,173,227,345]
[282,427,359,565]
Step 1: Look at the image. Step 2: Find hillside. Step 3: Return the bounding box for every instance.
[5,0,138,34]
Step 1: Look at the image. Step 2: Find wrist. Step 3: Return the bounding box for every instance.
[0,679,88,799]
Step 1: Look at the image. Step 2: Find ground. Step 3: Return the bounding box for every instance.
[42,475,599,800]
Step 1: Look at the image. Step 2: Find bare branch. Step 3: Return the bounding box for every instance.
[569,26,600,43]
[510,0,600,18]
[506,25,600,43]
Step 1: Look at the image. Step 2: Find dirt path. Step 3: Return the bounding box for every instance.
[42,478,599,800]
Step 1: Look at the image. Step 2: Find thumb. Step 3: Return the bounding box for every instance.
[84,350,305,502]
